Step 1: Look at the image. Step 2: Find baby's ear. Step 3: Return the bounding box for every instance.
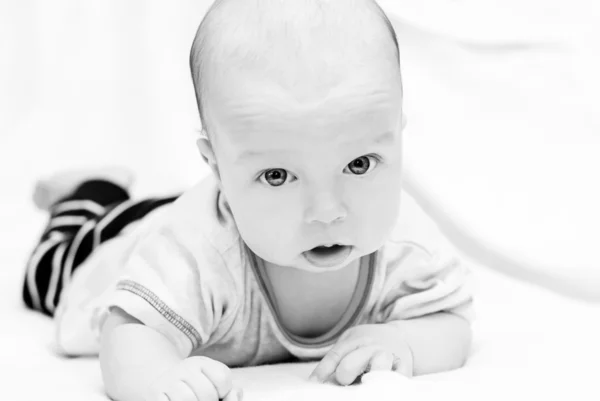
[196,129,221,181]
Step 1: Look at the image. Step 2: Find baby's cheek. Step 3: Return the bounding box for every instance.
[369,188,401,243]
[237,210,293,256]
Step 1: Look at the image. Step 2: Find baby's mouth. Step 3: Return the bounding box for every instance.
[311,244,344,254]
[303,244,352,268]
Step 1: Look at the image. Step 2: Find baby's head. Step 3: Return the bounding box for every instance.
[190,0,404,273]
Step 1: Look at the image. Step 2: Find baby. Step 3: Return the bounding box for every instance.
[22,1,474,401]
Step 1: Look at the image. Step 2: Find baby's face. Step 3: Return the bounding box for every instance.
[201,67,403,273]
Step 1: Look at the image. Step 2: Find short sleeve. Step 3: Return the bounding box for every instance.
[371,190,475,324]
[98,211,237,358]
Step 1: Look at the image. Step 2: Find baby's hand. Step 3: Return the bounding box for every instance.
[145,356,243,401]
[308,323,413,386]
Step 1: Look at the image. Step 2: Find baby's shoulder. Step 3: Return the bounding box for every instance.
[379,188,459,274]
[388,189,443,246]
[153,174,241,253]
[130,174,246,285]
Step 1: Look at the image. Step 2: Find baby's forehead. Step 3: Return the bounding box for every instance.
[208,55,401,111]
[210,75,398,130]
[207,78,402,161]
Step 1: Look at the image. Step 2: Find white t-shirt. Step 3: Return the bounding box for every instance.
[54,173,475,365]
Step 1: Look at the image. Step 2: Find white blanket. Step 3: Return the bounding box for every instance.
[2,0,600,400]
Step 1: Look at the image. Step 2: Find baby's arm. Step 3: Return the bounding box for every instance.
[386,311,472,375]
[97,194,242,400]
[100,307,240,401]
[100,307,183,401]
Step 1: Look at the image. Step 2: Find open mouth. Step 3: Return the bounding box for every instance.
[303,244,352,268]
[311,244,344,254]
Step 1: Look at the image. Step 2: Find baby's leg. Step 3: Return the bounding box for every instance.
[22,168,179,317]
[32,166,134,211]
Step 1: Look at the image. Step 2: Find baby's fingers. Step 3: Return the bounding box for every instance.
[189,357,233,399]
[367,350,395,372]
[162,380,202,401]
[223,388,244,401]
[309,337,367,383]
[181,373,219,401]
[335,345,388,386]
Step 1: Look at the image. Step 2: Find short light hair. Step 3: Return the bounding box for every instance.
[189,0,401,138]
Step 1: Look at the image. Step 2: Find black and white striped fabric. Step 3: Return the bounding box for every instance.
[22,180,179,317]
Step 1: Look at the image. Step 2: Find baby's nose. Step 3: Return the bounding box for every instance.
[304,190,347,225]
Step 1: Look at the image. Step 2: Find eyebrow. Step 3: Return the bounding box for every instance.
[235,130,395,163]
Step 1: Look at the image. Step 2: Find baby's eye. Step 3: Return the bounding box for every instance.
[344,155,379,175]
[259,168,294,187]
